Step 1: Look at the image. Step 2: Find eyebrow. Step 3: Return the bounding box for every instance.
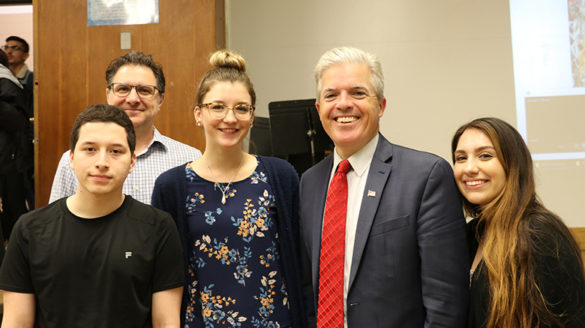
[78,141,127,148]
[454,145,496,154]
[322,85,371,93]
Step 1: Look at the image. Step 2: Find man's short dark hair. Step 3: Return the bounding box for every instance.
[105,51,166,94]
[6,36,29,53]
[0,49,7,67]
[70,104,136,154]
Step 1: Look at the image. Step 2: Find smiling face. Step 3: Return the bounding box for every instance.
[453,128,507,206]
[106,65,164,132]
[316,62,385,159]
[70,122,136,198]
[194,81,254,150]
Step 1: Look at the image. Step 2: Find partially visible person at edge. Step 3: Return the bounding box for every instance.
[452,117,585,328]
[0,104,184,327]
[50,51,202,205]
[151,50,306,328]
[299,46,468,328]
[0,48,29,241]
[3,36,34,209]
[3,36,33,93]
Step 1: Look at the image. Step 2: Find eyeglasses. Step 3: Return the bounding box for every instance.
[199,102,255,119]
[2,45,23,52]
[108,83,160,99]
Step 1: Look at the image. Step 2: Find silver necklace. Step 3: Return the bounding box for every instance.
[206,157,243,205]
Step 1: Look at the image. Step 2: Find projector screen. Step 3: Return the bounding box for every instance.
[510,0,585,159]
[510,0,585,227]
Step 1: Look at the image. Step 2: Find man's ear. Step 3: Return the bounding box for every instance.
[378,97,387,118]
[128,152,137,174]
[69,149,75,169]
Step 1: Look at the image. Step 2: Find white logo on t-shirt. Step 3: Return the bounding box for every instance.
[125,251,132,259]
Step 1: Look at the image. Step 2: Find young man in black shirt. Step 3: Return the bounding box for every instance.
[0,104,184,328]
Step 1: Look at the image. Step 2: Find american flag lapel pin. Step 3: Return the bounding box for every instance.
[367,190,376,197]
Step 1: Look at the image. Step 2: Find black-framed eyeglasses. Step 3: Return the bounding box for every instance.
[199,102,255,119]
[108,82,160,99]
[2,45,22,52]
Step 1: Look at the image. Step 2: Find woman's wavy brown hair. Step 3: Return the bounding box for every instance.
[452,117,584,327]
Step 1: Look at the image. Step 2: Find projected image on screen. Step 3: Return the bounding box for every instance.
[569,0,585,86]
[510,0,585,160]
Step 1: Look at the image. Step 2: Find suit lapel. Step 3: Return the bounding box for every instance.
[311,156,334,292]
[348,136,393,291]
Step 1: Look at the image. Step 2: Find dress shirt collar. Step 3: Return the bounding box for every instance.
[332,133,379,177]
[138,127,168,157]
[15,64,29,79]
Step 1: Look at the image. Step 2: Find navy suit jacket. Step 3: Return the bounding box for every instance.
[300,134,468,327]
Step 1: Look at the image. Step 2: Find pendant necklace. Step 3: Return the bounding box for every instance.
[206,156,243,205]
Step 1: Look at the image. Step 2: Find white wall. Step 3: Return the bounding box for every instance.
[226,0,583,227]
[0,5,34,71]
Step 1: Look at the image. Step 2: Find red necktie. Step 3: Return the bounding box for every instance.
[317,159,351,328]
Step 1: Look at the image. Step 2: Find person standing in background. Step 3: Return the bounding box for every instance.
[3,36,33,97]
[50,51,202,204]
[4,36,34,208]
[0,48,29,241]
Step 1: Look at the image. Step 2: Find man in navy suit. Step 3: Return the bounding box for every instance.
[299,46,468,327]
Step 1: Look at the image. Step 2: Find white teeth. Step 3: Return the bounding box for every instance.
[336,116,357,123]
[466,180,485,186]
[222,129,236,132]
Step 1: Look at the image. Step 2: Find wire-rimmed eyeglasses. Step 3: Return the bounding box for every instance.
[108,82,160,99]
[199,102,255,119]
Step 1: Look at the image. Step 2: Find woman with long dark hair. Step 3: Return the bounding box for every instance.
[452,117,585,327]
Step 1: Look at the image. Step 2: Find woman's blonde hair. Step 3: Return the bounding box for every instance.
[195,49,256,106]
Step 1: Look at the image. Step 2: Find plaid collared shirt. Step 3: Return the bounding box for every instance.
[49,128,202,205]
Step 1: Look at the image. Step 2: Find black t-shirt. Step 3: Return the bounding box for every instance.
[0,196,184,328]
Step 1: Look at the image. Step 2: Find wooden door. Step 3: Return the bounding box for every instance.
[34,0,224,206]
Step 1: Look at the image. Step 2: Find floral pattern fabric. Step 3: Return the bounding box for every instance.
[183,159,290,328]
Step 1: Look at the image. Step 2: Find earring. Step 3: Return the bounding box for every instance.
[196,121,201,126]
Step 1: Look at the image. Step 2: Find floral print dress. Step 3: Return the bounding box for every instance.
[183,158,291,328]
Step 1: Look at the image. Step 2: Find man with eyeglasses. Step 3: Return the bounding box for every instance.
[3,36,33,92]
[50,51,202,204]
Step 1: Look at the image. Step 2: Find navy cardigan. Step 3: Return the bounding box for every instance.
[152,156,307,328]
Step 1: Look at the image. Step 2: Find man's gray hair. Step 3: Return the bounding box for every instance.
[313,46,384,101]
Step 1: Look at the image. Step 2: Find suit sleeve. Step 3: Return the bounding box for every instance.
[417,159,469,328]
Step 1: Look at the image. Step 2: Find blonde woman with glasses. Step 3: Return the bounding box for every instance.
[152,50,307,328]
